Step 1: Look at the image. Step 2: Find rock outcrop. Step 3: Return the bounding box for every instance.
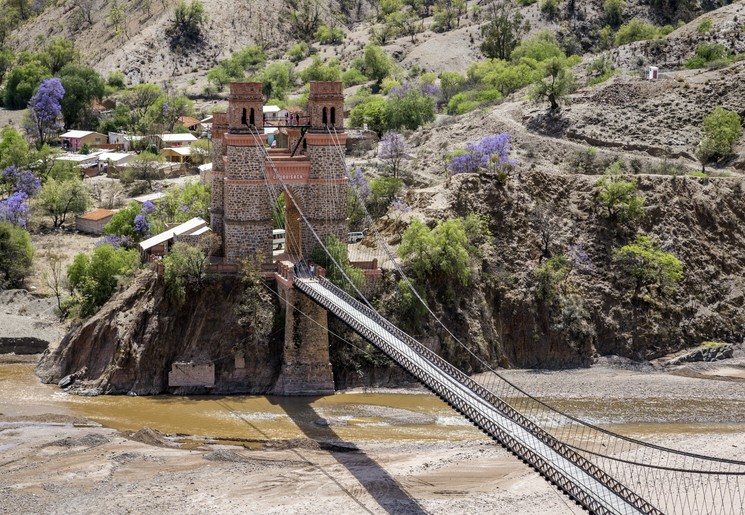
[36,271,284,395]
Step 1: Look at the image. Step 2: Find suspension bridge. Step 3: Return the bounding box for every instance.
[202,82,745,514]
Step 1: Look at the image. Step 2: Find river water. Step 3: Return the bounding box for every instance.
[3,363,744,444]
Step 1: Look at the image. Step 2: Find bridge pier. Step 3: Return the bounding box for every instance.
[272,281,335,395]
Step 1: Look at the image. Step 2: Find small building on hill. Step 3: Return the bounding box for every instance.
[76,208,115,234]
[157,133,197,147]
[98,152,135,174]
[108,132,145,151]
[161,146,191,163]
[60,131,107,152]
[139,217,210,258]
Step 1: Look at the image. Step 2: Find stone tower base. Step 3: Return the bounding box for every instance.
[272,282,335,395]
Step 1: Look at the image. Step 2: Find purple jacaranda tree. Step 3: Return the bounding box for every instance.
[389,198,411,223]
[0,191,31,228]
[378,132,409,179]
[95,234,133,249]
[348,167,370,229]
[25,78,65,150]
[1,166,42,197]
[448,134,518,182]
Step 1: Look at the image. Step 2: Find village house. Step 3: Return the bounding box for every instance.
[60,130,107,152]
[139,217,210,258]
[157,133,197,148]
[55,151,105,177]
[177,116,203,133]
[98,152,135,174]
[75,208,116,234]
[160,146,191,164]
[108,132,145,151]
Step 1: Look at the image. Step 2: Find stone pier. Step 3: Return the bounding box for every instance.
[272,281,335,395]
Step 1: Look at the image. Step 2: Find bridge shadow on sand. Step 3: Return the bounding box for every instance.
[220,396,427,515]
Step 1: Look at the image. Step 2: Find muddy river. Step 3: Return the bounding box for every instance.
[3,362,744,443]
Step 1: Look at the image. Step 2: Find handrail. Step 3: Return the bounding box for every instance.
[294,277,658,515]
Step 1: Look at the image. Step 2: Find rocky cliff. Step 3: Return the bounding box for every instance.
[390,171,745,370]
[36,271,284,395]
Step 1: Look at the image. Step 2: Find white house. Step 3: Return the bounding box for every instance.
[158,133,198,147]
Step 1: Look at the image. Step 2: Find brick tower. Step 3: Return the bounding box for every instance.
[302,81,348,253]
[222,82,271,262]
[209,111,227,239]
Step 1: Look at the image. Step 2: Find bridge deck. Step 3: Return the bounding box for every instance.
[295,277,647,515]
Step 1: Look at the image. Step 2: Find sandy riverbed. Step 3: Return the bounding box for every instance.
[2,352,745,515]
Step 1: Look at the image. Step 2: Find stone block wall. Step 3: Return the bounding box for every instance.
[224,221,273,263]
[226,140,266,180]
[306,143,346,180]
[272,282,334,395]
[168,362,215,387]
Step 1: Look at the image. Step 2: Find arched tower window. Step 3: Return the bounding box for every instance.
[241,108,247,125]
[249,108,255,126]
[330,107,336,126]
[322,107,328,125]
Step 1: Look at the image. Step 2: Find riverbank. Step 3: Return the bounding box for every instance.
[3,353,745,514]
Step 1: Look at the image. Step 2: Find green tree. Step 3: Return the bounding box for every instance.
[257,61,294,100]
[67,244,139,316]
[695,106,742,172]
[385,88,435,131]
[35,177,92,228]
[3,60,50,109]
[0,222,33,289]
[511,31,565,62]
[299,55,341,83]
[207,65,231,91]
[603,0,626,28]
[530,57,575,111]
[104,201,142,242]
[363,43,395,87]
[367,176,402,218]
[190,138,211,166]
[0,127,32,170]
[539,0,558,19]
[0,48,14,84]
[119,83,163,132]
[535,254,571,302]
[123,152,165,190]
[231,45,267,73]
[480,2,529,60]
[44,38,79,74]
[595,169,644,224]
[439,71,466,103]
[314,24,345,44]
[348,96,388,134]
[163,237,220,303]
[310,234,364,294]
[432,0,465,32]
[59,64,106,129]
[168,0,207,46]
[612,234,683,300]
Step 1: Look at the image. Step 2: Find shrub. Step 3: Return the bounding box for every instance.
[612,234,683,299]
[697,18,712,33]
[314,25,345,45]
[684,43,729,69]
[539,0,558,18]
[604,0,626,27]
[511,31,565,63]
[595,172,645,224]
[286,41,310,63]
[348,95,388,134]
[367,176,403,218]
[448,134,516,182]
[342,68,368,87]
[162,238,217,303]
[587,55,616,86]
[67,244,139,316]
[385,84,436,131]
[167,0,207,45]
[0,222,33,289]
[614,18,673,46]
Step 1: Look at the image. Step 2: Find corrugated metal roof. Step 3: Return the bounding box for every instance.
[159,133,198,143]
[60,130,99,139]
[139,217,208,251]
